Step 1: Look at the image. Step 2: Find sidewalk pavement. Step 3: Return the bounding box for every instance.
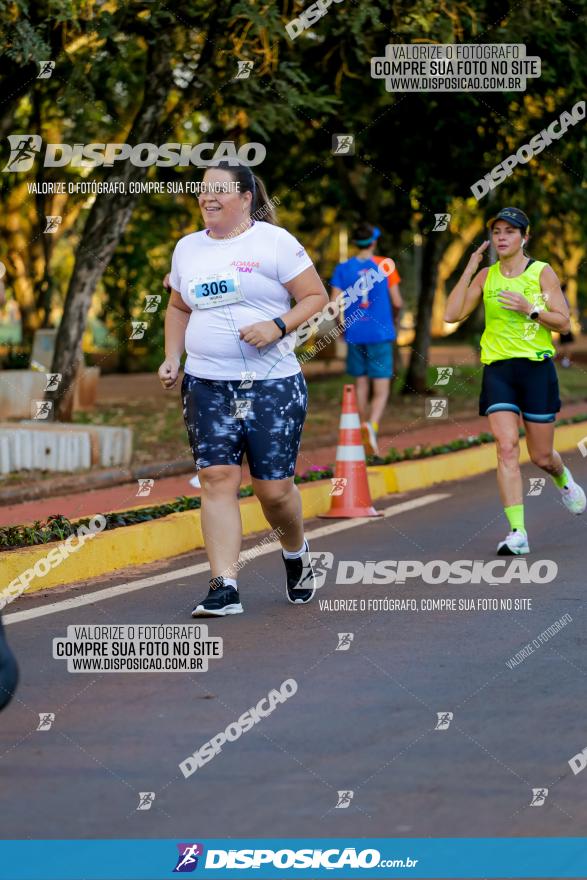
[2,400,587,528]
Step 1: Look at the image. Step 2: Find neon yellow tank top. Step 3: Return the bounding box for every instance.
[480,260,555,364]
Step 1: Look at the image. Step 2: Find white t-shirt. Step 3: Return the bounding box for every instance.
[169,221,313,380]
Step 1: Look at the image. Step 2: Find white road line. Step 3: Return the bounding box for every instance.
[4,492,450,625]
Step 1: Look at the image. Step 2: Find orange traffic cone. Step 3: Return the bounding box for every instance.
[320,384,382,518]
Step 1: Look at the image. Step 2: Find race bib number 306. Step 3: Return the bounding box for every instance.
[188,271,243,309]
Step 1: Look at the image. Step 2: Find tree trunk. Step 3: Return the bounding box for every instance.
[402,230,447,395]
[46,35,174,420]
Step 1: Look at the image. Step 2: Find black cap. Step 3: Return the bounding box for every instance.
[487,207,530,232]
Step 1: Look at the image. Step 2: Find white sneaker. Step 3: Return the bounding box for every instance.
[560,469,586,515]
[497,530,530,556]
[361,421,379,456]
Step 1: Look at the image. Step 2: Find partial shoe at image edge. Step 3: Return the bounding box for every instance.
[560,473,587,515]
[0,616,19,711]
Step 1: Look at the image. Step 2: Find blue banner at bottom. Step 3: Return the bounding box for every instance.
[1,838,587,879]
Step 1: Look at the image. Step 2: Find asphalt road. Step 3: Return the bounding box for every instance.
[2,455,587,847]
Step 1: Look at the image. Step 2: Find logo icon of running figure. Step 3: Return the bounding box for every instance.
[173,843,204,872]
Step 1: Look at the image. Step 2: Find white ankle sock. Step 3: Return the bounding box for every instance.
[223,577,238,589]
[282,540,307,559]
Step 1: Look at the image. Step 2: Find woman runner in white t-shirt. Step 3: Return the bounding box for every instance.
[158,162,328,616]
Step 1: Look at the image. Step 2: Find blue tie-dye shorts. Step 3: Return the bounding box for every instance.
[181,372,308,480]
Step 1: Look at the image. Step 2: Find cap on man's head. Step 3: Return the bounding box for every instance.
[487,207,530,232]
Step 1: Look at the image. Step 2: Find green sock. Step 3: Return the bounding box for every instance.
[504,504,525,533]
[552,466,569,490]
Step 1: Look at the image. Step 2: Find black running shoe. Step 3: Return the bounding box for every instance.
[283,541,317,604]
[191,577,243,617]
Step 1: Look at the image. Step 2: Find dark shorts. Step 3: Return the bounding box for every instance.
[181,372,308,480]
[479,357,561,423]
[0,617,18,711]
[346,341,393,378]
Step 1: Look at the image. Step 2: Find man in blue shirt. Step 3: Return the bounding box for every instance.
[330,223,403,455]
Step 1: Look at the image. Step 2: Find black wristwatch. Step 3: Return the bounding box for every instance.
[273,317,287,338]
[529,306,543,321]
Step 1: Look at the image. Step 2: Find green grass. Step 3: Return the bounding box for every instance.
[556,364,587,401]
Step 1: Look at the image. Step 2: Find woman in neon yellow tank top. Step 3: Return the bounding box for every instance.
[445,207,585,555]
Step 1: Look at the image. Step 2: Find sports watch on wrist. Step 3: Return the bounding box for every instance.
[529,305,543,321]
[273,317,287,338]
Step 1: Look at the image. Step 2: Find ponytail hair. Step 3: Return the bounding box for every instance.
[252,173,278,224]
[212,161,278,225]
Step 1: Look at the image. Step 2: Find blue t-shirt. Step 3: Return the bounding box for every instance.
[330,256,395,344]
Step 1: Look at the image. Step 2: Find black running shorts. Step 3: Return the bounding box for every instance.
[479,357,561,423]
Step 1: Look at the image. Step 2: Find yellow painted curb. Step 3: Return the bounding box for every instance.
[2,421,585,598]
[388,445,498,493]
[1,473,389,597]
[2,510,202,597]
